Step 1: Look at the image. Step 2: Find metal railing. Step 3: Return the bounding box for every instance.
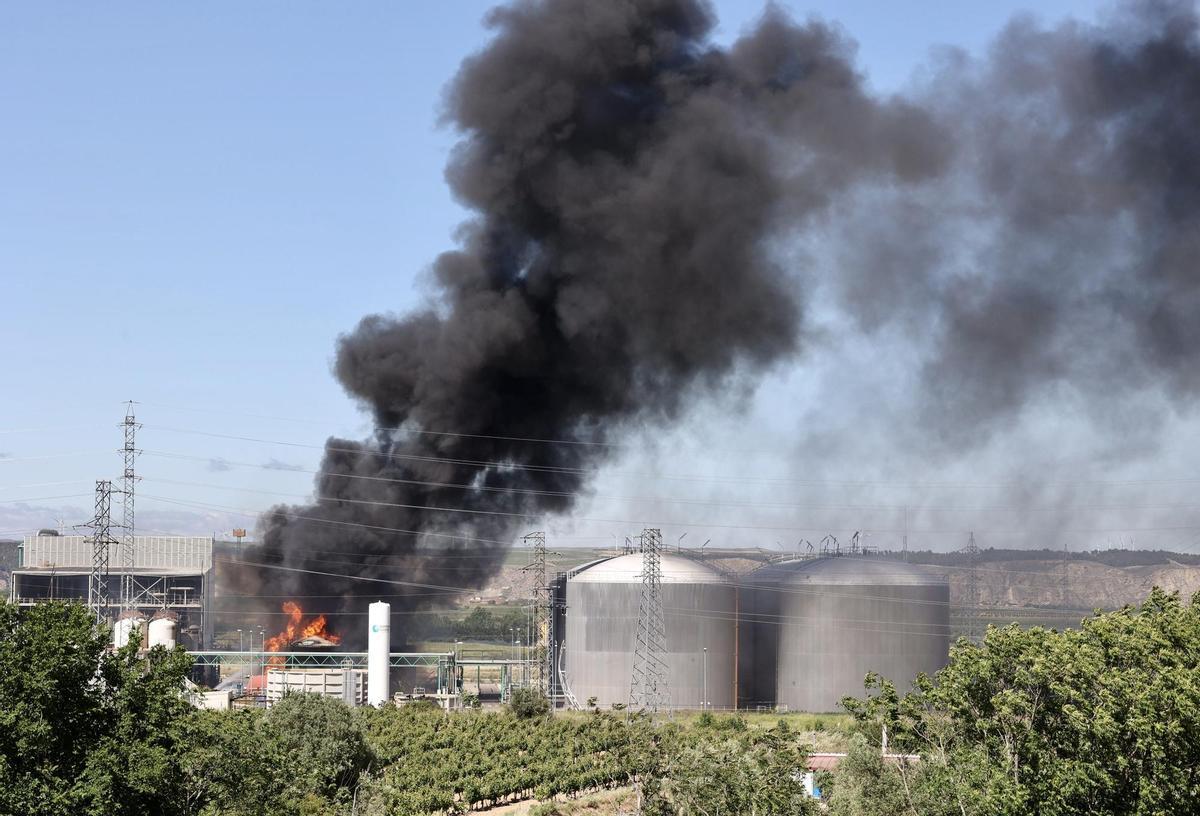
[187,650,454,669]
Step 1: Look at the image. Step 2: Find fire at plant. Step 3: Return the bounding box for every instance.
[201,0,1200,715]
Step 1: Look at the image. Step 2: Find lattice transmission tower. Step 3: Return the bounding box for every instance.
[86,480,116,622]
[119,402,141,609]
[1060,539,1070,607]
[629,527,669,712]
[960,531,982,642]
[522,531,554,698]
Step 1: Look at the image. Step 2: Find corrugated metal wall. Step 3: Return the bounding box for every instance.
[746,557,951,713]
[21,535,213,571]
[564,579,737,709]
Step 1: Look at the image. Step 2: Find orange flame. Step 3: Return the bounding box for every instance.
[264,601,341,652]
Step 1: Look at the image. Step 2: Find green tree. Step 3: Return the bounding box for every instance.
[0,601,195,816]
[266,692,374,806]
[826,735,908,816]
[842,588,1200,816]
[508,688,551,719]
[643,722,814,816]
[174,709,285,816]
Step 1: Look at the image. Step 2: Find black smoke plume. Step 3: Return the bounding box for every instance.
[237,0,942,642]
[240,0,1200,635]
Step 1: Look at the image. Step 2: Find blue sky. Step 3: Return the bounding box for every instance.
[2,1,1128,547]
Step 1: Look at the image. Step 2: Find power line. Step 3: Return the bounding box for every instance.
[136,489,1200,539]
[0,480,94,492]
[0,493,94,505]
[0,425,107,436]
[141,423,1200,490]
[140,469,1200,515]
[0,452,111,464]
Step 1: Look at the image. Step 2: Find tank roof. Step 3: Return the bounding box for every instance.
[754,556,947,587]
[568,552,726,585]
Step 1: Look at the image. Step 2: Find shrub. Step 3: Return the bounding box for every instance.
[508,688,551,719]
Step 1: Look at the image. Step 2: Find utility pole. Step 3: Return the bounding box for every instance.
[119,402,141,609]
[630,528,669,712]
[86,480,115,622]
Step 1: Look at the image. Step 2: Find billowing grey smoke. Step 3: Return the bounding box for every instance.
[246,0,1200,635]
[243,0,942,642]
[831,0,1200,447]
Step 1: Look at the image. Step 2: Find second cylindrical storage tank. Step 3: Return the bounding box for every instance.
[148,616,177,650]
[747,557,950,713]
[564,553,736,710]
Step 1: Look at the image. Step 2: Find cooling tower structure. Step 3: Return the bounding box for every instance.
[563,553,735,710]
[744,557,950,712]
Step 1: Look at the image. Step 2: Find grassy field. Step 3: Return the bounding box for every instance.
[416,638,515,658]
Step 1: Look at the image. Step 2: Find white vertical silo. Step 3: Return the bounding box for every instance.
[367,601,391,706]
[113,613,147,649]
[148,616,177,649]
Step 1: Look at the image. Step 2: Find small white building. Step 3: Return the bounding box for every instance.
[266,667,368,706]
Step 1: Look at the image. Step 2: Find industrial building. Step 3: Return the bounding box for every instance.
[10,531,215,649]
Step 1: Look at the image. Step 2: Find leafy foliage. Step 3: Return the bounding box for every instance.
[267,693,374,806]
[824,735,907,816]
[642,720,815,816]
[0,600,814,815]
[509,687,551,718]
[840,588,1200,816]
[174,709,286,816]
[0,601,194,816]
[354,705,664,814]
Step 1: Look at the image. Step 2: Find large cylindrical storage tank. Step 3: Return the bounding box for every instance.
[564,553,735,710]
[148,616,177,650]
[749,557,950,712]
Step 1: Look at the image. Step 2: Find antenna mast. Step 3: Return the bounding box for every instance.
[119,402,141,608]
[629,527,669,712]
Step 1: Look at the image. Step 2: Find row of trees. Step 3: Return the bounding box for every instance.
[833,588,1200,815]
[7,589,1198,814]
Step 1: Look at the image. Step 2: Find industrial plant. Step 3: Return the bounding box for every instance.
[3,400,958,715]
[10,531,214,649]
[188,535,951,713]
